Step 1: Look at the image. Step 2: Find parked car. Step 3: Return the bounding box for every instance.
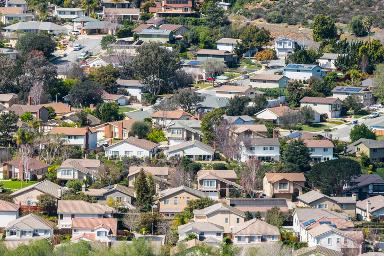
[70,31,80,36]
[73,44,82,51]
[77,50,90,60]
[368,112,380,119]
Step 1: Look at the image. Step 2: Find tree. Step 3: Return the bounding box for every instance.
[307,158,361,195]
[171,88,205,113]
[201,108,225,144]
[68,79,103,107]
[130,121,150,139]
[281,140,311,172]
[89,65,120,93]
[100,35,116,50]
[202,59,226,78]
[66,179,82,192]
[37,194,56,216]
[342,95,364,115]
[0,55,18,94]
[312,15,338,42]
[94,102,123,122]
[373,64,384,103]
[147,129,166,143]
[226,96,250,116]
[202,0,227,28]
[239,159,264,196]
[287,46,320,64]
[350,16,369,37]
[134,170,155,212]
[265,207,286,227]
[0,112,18,146]
[286,81,307,107]
[16,33,56,58]
[238,26,271,54]
[350,124,376,142]
[137,212,162,235]
[279,110,303,130]
[254,49,277,61]
[299,106,315,125]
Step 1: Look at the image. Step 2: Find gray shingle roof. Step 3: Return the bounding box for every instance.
[11,180,62,199]
[356,195,384,213]
[350,138,384,149]
[159,186,206,199]
[233,218,279,236]
[57,200,114,214]
[165,140,214,155]
[248,138,280,146]
[197,94,229,109]
[5,213,54,230]
[178,221,223,234]
[193,203,245,217]
[293,245,343,256]
[4,21,67,32]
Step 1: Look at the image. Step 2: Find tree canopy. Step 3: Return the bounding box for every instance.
[312,15,338,42]
[350,124,376,142]
[281,140,311,172]
[16,33,56,58]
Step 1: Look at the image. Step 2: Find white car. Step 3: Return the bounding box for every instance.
[368,112,380,119]
[70,31,80,36]
[77,50,90,60]
[73,44,82,51]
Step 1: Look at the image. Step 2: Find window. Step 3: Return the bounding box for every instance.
[71,214,75,219]
[116,197,122,202]
[164,199,169,205]
[249,236,255,242]
[237,236,244,241]
[250,146,255,150]
[97,231,107,237]
[336,238,341,244]
[236,218,240,223]
[9,230,16,236]
[174,197,178,205]
[216,233,221,236]
[278,182,288,190]
[310,148,315,152]
[59,214,63,220]
[344,238,347,244]
[124,151,132,156]
[263,147,268,150]
[225,218,228,223]
[269,147,274,150]
[323,148,328,152]
[327,238,332,245]
[203,180,216,188]
[137,151,143,156]
[317,203,327,209]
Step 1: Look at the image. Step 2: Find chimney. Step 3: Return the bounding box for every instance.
[57,188,62,198]
[366,200,371,221]
[27,96,32,105]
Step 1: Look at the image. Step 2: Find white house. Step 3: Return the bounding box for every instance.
[249,74,289,89]
[104,137,158,159]
[71,218,117,243]
[283,64,325,81]
[255,105,296,125]
[3,21,67,35]
[332,86,373,106]
[300,97,342,119]
[54,6,85,19]
[116,79,144,102]
[178,222,224,243]
[239,138,280,162]
[165,120,201,145]
[0,200,19,228]
[232,219,280,245]
[56,159,101,182]
[57,200,114,229]
[101,91,130,106]
[317,53,340,70]
[165,140,215,161]
[304,139,335,162]
[356,195,384,221]
[5,214,54,241]
[6,0,28,12]
[216,38,241,52]
[274,37,297,57]
[50,127,97,150]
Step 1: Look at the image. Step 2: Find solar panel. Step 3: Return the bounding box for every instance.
[303,219,316,227]
[188,60,200,65]
[319,221,332,225]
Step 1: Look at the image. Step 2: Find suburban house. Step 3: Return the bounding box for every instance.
[228,198,289,217]
[0,93,18,108]
[213,85,258,99]
[57,200,114,229]
[159,24,188,37]
[102,8,140,22]
[274,37,297,57]
[164,140,215,160]
[137,29,173,43]
[196,94,229,114]
[56,159,101,182]
[178,222,224,243]
[127,166,170,191]
[71,218,118,243]
[95,119,136,143]
[101,0,131,8]
[0,200,19,228]
[83,184,135,209]
[197,169,242,200]
[165,120,201,145]
[239,138,280,162]
[249,74,289,89]
[133,23,154,33]
[6,0,28,12]
[294,246,343,256]
[216,38,241,52]
[116,79,144,102]
[42,102,72,117]
[151,109,193,126]
[149,0,194,16]
[196,49,237,66]
[263,172,306,200]
[283,64,325,81]
[347,139,384,163]
[255,105,297,125]
[304,139,335,162]
[4,157,48,180]
[53,6,84,19]
[50,127,97,150]
[104,137,158,159]
[223,115,255,125]
[232,219,280,245]
[158,186,206,218]
[5,214,54,241]
[356,195,384,221]
[297,190,356,217]
[3,21,67,35]
[317,53,340,70]
[82,21,120,35]
[229,124,268,139]
[300,97,342,119]
[10,180,63,206]
[332,86,373,106]
[101,91,130,106]
[193,203,245,233]
[9,104,49,122]
[343,174,384,200]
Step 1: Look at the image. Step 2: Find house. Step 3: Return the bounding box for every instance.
[73,16,98,31]
[9,104,49,122]
[6,0,28,11]
[159,24,188,37]
[332,86,373,106]
[297,190,356,217]
[4,157,48,180]
[216,38,241,52]
[132,23,155,33]
[10,180,63,206]
[274,37,297,57]
[137,29,173,43]
[178,222,224,243]
[57,200,114,229]
[165,120,201,145]
[0,7,33,25]
[283,64,325,81]
[0,200,19,228]
[347,139,384,162]
[127,166,171,190]
[304,139,335,162]
[56,159,101,182]
[232,219,280,244]
[5,214,54,241]
[181,59,207,82]
[213,85,258,99]
[249,74,289,89]
[165,140,215,161]
[116,79,144,102]
[158,186,206,218]
[102,8,140,22]
[42,102,72,117]
[101,0,131,8]
[150,0,194,16]
[101,91,130,105]
[239,138,280,162]
[64,112,101,127]
[104,137,158,159]
[300,97,342,119]
[151,109,193,126]
[223,115,255,125]
[83,184,135,209]
[293,246,343,256]
[343,174,384,200]
[82,21,120,35]
[95,119,136,143]
[197,169,242,199]
[3,21,67,35]
[196,49,237,66]
[317,53,340,70]
[145,17,166,26]
[193,203,245,233]
[53,6,84,19]
[229,124,268,139]
[263,172,306,200]
[50,127,97,150]
[71,218,118,243]
[196,94,229,114]
[356,195,384,221]
[228,198,289,217]
[255,105,298,125]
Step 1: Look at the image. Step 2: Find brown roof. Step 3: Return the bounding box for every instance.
[159,24,184,32]
[197,170,237,180]
[109,119,136,130]
[151,110,192,119]
[9,104,45,115]
[42,102,72,115]
[304,139,334,148]
[133,24,154,33]
[250,74,286,81]
[216,38,241,44]
[267,105,295,117]
[265,172,306,183]
[72,218,117,236]
[196,49,232,55]
[300,97,340,104]
[8,157,48,170]
[104,8,140,15]
[50,127,91,136]
[0,200,19,212]
[233,219,280,236]
[106,137,158,151]
[128,166,171,177]
[0,93,17,102]
[57,200,114,214]
[232,124,268,134]
[0,7,23,14]
[102,91,128,101]
[215,85,251,93]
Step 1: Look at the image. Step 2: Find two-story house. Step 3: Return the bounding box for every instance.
[283,64,325,81]
[263,172,306,200]
[229,124,268,140]
[304,139,335,162]
[197,169,242,199]
[71,218,118,244]
[347,139,384,162]
[274,37,297,57]
[102,8,140,22]
[84,184,135,209]
[150,0,194,16]
[101,0,131,8]
[127,166,171,191]
[50,127,97,150]
[158,186,206,218]
[249,74,289,89]
[300,97,342,119]
[94,119,136,144]
[343,174,384,200]
[116,79,144,102]
[356,195,384,221]
[4,157,48,180]
[151,109,193,127]
[239,138,280,162]
[57,200,114,229]
[104,137,158,159]
[57,159,101,183]
[332,86,373,106]
[6,0,28,12]
[0,200,19,228]
[5,214,54,241]
[54,6,84,19]
[216,38,241,52]
[165,120,201,145]
[196,49,237,66]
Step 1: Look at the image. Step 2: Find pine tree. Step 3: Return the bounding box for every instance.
[134,170,150,211]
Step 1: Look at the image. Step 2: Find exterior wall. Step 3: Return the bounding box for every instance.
[105,142,153,159]
[301,102,341,118]
[308,147,334,162]
[357,207,384,220]
[263,178,304,199]
[124,87,142,101]
[138,35,170,43]
[5,228,52,240]
[62,135,86,147]
[241,145,280,162]
[72,227,116,242]
[179,230,223,241]
[159,191,201,217]
[318,58,336,70]
[217,43,237,52]
[12,189,45,206]
[233,235,279,244]
[255,110,278,122]
[283,67,324,81]
[308,232,361,253]
[249,77,289,89]
[0,211,18,228]
[104,190,132,205]
[275,39,295,56]
[58,213,103,229]
[55,9,84,19]
[166,146,213,160]
[196,212,244,233]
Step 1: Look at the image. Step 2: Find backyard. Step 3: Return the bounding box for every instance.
[0,180,37,190]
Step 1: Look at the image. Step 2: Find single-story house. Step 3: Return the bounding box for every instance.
[283,64,325,81]
[50,127,97,150]
[196,49,237,66]
[232,219,280,244]
[83,184,135,209]
[0,200,19,228]
[213,85,258,99]
[56,158,101,182]
[332,86,373,106]
[356,195,384,221]
[104,137,158,159]
[249,74,289,89]
[116,79,144,102]
[101,90,130,106]
[178,222,224,243]
[229,198,289,217]
[165,140,215,161]
[3,21,67,35]
[11,180,63,206]
[5,214,54,241]
[137,29,173,43]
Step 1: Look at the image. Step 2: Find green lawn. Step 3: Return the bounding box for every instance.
[118,106,135,114]
[0,180,37,190]
[301,123,336,132]
[376,168,384,179]
[223,71,241,79]
[194,82,213,90]
[240,59,262,69]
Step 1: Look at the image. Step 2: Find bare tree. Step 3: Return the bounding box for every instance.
[34,134,65,165]
[168,165,192,187]
[215,121,240,159]
[122,211,140,232]
[202,59,226,78]
[239,159,264,196]
[29,80,44,105]
[279,110,303,130]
